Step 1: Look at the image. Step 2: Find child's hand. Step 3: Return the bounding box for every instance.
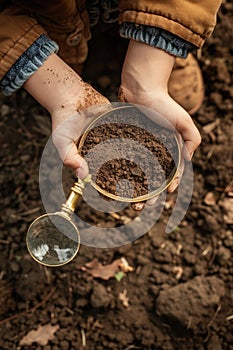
[24,53,110,179]
[119,40,201,209]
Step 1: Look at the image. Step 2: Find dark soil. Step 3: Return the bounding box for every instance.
[0,2,233,349]
[79,106,178,200]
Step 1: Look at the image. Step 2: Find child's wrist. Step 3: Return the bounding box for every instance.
[24,53,84,114]
[122,40,175,93]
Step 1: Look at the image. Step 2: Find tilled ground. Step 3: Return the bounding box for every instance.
[0,2,233,349]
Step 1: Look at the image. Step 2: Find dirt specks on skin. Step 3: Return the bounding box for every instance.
[75,82,110,112]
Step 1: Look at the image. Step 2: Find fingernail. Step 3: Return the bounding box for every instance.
[75,160,89,179]
[146,196,159,206]
[168,178,179,193]
[131,202,145,211]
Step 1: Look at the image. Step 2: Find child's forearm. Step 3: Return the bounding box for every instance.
[23,53,84,115]
[121,40,175,95]
[24,53,109,128]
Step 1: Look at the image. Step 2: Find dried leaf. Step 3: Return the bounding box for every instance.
[80,257,134,280]
[119,289,129,308]
[80,258,121,280]
[204,192,216,206]
[19,324,59,346]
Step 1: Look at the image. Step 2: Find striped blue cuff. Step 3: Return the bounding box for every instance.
[0,34,59,96]
[119,23,196,58]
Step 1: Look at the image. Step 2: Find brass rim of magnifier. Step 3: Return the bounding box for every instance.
[26,212,80,267]
[78,105,181,203]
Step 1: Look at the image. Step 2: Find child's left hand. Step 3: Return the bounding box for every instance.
[119,40,201,209]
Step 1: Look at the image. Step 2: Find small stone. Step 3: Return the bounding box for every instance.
[183,251,196,265]
[210,92,222,106]
[217,246,231,265]
[156,276,225,331]
[224,238,233,248]
[10,261,20,272]
[207,334,222,350]
[154,249,172,264]
[137,254,150,265]
[59,340,69,350]
[204,192,216,206]
[221,197,233,224]
[1,104,10,117]
[204,214,220,232]
[75,298,88,308]
[91,283,113,308]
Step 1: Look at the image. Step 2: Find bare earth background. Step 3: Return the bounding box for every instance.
[0,1,232,349]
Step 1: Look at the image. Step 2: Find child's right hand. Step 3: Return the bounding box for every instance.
[24,53,110,179]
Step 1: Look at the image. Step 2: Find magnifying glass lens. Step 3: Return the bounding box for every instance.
[26,213,80,267]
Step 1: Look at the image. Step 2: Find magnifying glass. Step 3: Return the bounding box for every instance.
[26,175,91,267]
[78,105,181,202]
[26,105,181,267]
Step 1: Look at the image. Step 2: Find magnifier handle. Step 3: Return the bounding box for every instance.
[61,174,91,215]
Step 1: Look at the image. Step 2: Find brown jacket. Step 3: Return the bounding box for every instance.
[0,0,222,81]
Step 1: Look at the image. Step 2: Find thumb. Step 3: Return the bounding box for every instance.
[52,128,89,179]
[62,142,89,179]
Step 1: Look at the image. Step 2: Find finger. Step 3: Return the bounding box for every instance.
[53,126,89,179]
[159,99,201,160]
[131,201,145,211]
[120,90,202,160]
[62,141,89,179]
[170,103,201,159]
[146,195,159,206]
[157,96,201,159]
[167,155,185,193]
[76,160,89,179]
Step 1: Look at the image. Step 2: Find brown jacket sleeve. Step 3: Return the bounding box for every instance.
[0,0,91,81]
[0,4,46,80]
[119,0,222,48]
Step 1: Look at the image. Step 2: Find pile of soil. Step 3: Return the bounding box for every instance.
[0,2,232,349]
[79,106,179,200]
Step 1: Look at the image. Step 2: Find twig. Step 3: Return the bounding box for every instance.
[216,179,233,204]
[42,266,52,284]
[0,271,6,280]
[17,207,41,217]
[204,304,221,342]
[207,236,217,266]
[0,287,56,327]
[81,329,86,347]
[67,274,73,309]
[0,239,10,245]
[65,307,74,315]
